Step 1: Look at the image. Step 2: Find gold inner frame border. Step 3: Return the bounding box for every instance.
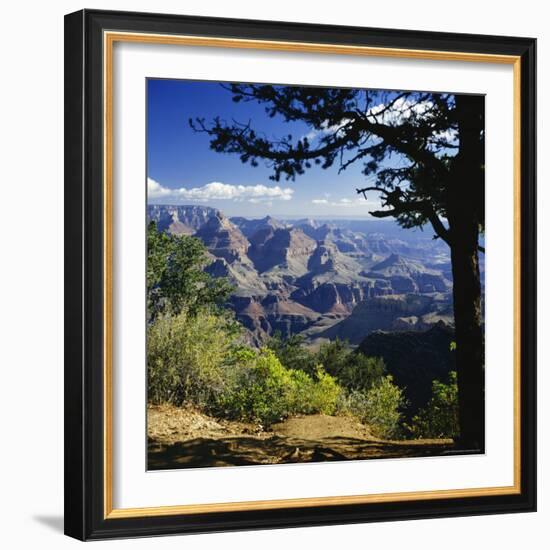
[102,30,522,519]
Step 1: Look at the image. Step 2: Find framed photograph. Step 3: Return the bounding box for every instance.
[64,9,536,540]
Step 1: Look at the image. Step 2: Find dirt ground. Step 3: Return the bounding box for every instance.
[147,404,454,470]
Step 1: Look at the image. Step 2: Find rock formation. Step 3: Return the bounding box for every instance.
[195,213,250,263]
[148,204,220,235]
[147,205,456,345]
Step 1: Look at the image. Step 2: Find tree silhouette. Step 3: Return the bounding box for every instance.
[191,84,485,450]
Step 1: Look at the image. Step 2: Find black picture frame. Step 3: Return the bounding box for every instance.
[64,8,537,541]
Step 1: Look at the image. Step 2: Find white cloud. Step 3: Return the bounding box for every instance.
[311,197,367,208]
[302,97,459,156]
[303,118,353,142]
[147,178,294,202]
[366,97,434,125]
[303,99,432,143]
[147,177,172,198]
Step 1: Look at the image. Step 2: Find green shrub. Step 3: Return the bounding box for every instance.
[148,312,344,426]
[310,368,342,415]
[147,309,241,407]
[337,354,387,392]
[313,338,349,377]
[289,367,341,416]
[221,349,295,424]
[407,371,459,439]
[286,368,313,413]
[315,339,387,392]
[266,332,317,375]
[220,350,341,425]
[339,375,405,439]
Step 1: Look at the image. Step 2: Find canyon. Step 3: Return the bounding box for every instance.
[147,204,460,347]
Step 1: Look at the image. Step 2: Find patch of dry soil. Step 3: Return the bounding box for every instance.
[147,404,266,444]
[147,405,454,470]
[271,414,374,440]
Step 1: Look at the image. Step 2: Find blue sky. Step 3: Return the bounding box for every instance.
[147,79,415,218]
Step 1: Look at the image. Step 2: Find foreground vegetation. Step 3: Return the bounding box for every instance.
[147,222,458,440]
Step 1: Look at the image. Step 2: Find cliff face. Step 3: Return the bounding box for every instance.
[367,254,450,294]
[147,205,455,345]
[195,213,249,263]
[230,294,320,343]
[366,235,415,256]
[230,215,285,237]
[148,204,219,235]
[291,282,370,314]
[319,293,454,344]
[248,227,317,275]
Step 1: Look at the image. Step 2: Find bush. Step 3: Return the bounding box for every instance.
[339,375,405,439]
[315,339,387,392]
[147,309,241,407]
[267,336,387,394]
[148,312,344,426]
[266,332,317,375]
[407,371,459,439]
[220,350,341,425]
[337,354,387,392]
[309,368,342,415]
[314,338,349,377]
[289,367,341,416]
[220,349,295,424]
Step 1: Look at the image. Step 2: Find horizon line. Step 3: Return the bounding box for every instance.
[146,203,396,221]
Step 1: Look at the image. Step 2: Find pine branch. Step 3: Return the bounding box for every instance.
[358,186,452,246]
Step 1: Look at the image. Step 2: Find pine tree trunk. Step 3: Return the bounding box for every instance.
[449,229,484,450]
[448,94,485,451]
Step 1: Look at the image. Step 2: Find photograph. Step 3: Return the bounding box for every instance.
[145,79,486,470]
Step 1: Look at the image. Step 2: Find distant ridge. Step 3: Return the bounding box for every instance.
[147,204,219,235]
[230,215,286,238]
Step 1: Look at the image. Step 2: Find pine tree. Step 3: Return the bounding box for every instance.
[191,85,484,449]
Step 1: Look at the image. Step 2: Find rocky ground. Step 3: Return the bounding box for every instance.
[147,404,454,470]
